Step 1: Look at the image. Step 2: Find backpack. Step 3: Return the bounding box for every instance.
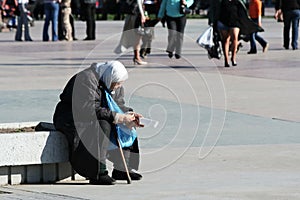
[120,0,139,15]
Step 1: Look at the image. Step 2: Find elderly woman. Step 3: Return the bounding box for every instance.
[53,61,143,185]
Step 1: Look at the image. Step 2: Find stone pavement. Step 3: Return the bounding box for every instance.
[0,16,300,199]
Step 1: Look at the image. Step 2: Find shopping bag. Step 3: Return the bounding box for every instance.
[196,26,214,49]
[105,90,137,148]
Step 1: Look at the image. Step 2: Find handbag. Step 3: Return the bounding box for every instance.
[136,24,152,37]
[105,90,137,149]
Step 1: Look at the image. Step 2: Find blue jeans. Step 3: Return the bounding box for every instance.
[43,2,59,41]
[283,9,300,49]
[249,18,267,52]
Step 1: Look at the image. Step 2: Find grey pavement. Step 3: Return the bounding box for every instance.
[1,15,300,199]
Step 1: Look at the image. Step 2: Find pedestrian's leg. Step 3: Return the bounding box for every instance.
[52,2,59,41]
[174,16,186,58]
[230,27,240,66]
[291,10,300,50]
[283,12,291,49]
[43,4,51,41]
[248,32,257,53]
[15,14,22,41]
[220,30,230,67]
[166,16,177,54]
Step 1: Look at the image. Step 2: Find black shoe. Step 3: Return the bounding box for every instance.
[231,59,237,66]
[166,51,173,58]
[224,61,230,67]
[83,37,94,41]
[175,54,181,59]
[112,169,142,181]
[89,172,116,185]
[247,50,257,54]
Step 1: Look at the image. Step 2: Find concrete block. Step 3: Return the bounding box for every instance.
[0,167,9,185]
[27,165,42,183]
[42,163,57,183]
[0,131,69,167]
[11,166,25,185]
[57,162,72,181]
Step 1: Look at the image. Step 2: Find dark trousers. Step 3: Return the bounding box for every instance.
[283,9,300,49]
[83,3,96,39]
[166,15,186,55]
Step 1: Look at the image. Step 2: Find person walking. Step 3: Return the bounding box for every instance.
[209,0,263,67]
[248,0,268,54]
[157,0,194,59]
[275,0,300,50]
[15,0,33,41]
[43,0,61,41]
[81,0,96,40]
[114,0,147,65]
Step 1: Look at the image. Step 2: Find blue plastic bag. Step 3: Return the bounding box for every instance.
[105,90,137,148]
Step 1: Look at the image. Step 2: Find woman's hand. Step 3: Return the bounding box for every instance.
[141,14,146,24]
[114,112,144,129]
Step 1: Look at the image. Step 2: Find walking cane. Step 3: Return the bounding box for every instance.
[115,134,132,184]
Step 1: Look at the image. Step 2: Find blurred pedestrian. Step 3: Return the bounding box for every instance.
[60,0,72,41]
[209,0,263,67]
[43,0,61,41]
[14,0,33,41]
[275,0,300,50]
[81,0,96,40]
[157,0,194,59]
[114,0,147,65]
[247,0,268,54]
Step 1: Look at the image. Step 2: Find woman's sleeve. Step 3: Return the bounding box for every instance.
[158,0,167,18]
[186,0,194,8]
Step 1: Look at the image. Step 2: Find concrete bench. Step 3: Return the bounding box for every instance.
[0,122,84,185]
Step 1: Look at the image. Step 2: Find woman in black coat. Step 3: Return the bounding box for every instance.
[53,61,143,185]
[209,0,263,67]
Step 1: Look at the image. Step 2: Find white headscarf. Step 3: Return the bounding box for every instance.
[94,61,128,89]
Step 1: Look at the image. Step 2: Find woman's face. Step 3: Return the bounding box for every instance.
[110,81,124,91]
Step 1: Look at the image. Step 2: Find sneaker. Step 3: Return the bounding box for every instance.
[112,169,142,181]
[89,172,116,185]
[263,43,269,53]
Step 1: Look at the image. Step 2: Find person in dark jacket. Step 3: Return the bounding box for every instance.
[53,61,143,185]
[209,0,263,67]
[275,0,300,50]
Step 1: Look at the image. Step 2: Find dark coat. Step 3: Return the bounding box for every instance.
[53,65,139,180]
[208,0,263,35]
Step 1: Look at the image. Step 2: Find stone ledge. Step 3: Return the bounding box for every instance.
[0,122,85,185]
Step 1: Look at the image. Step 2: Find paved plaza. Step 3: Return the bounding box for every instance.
[0,12,300,199]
